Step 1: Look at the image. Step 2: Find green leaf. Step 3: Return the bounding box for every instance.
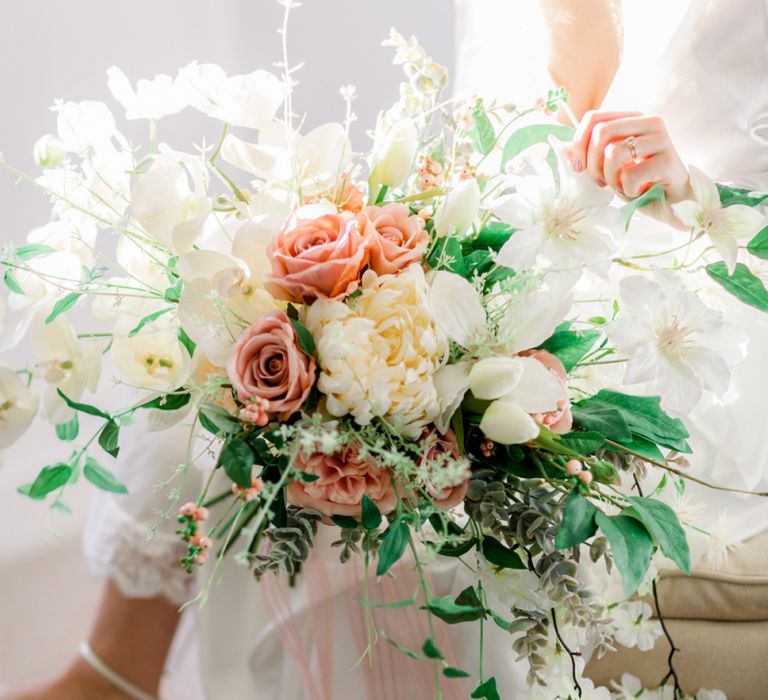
[607,435,664,462]
[620,183,666,228]
[444,667,471,679]
[29,463,72,499]
[15,244,56,260]
[595,512,653,597]
[422,637,444,660]
[178,327,196,356]
[199,407,241,435]
[140,392,191,411]
[289,318,316,356]
[45,292,81,324]
[481,536,526,569]
[425,586,486,624]
[376,520,409,576]
[361,494,382,530]
[164,278,183,303]
[427,236,465,275]
[55,415,79,441]
[540,328,600,373]
[51,500,73,515]
[17,483,46,500]
[4,269,24,294]
[358,596,415,609]
[331,515,359,529]
[500,124,574,171]
[83,457,128,494]
[470,104,496,155]
[56,389,111,419]
[555,489,598,549]
[707,262,768,312]
[471,676,500,700]
[221,439,255,488]
[559,431,606,455]
[571,403,632,442]
[128,307,174,337]
[464,221,516,252]
[381,633,422,660]
[716,183,768,208]
[98,420,121,458]
[747,225,768,260]
[624,496,691,574]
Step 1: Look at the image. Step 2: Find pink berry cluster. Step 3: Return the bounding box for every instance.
[232,476,264,502]
[178,502,212,571]
[239,397,270,426]
[565,459,593,486]
[417,155,443,191]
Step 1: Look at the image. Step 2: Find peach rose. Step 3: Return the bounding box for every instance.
[419,428,470,509]
[287,443,399,519]
[266,212,371,303]
[360,202,429,275]
[524,349,573,434]
[227,310,316,422]
[333,180,364,213]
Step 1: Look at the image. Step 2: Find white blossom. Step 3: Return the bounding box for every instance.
[0,366,38,447]
[107,66,188,120]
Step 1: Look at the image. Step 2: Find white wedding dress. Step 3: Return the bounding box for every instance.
[84,2,768,698]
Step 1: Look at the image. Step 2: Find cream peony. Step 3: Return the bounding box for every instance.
[305,264,447,438]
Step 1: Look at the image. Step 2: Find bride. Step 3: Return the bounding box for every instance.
[5,1,768,698]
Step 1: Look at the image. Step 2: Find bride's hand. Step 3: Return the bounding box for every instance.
[567,110,693,203]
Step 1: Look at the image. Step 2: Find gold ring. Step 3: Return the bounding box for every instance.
[625,135,638,161]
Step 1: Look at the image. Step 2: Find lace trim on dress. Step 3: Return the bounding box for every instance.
[83,496,196,606]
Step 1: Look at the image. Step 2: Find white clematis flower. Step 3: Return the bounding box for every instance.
[428,271,487,348]
[178,62,283,129]
[433,177,481,238]
[671,166,766,274]
[30,316,102,424]
[493,148,623,275]
[130,151,210,253]
[610,600,663,651]
[222,121,351,197]
[107,66,188,120]
[605,269,735,413]
[0,366,38,448]
[472,356,565,444]
[111,315,191,391]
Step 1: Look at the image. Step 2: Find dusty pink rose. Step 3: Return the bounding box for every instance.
[227,310,316,422]
[360,202,429,275]
[287,443,398,519]
[266,212,371,303]
[419,428,470,510]
[524,349,573,434]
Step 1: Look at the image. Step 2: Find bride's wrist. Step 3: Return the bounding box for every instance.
[61,657,135,700]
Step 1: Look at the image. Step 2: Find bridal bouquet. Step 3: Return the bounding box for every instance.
[3,11,767,700]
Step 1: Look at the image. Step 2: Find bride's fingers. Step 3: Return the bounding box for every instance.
[568,109,642,172]
[585,116,665,184]
[619,154,671,198]
[603,134,663,192]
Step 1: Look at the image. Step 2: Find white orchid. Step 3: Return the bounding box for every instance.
[493,148,623,275]
[610,600,663,651]
[0,366,38,448]
[672,166,766,274]
[29,315,102,424]
[53,100,121,155]
[605,269,737,413]
[33,134,67,168]
[222,121,351,197]
[107,66,188,121]
[369,114,418,189]
[433,177,481,238]
[178,62,283,129]
[26,217,97,267]
[130,150,210,253]
[111,315,191,392]
[428,271,570,442]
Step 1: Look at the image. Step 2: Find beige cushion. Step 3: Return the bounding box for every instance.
[585,530,768,698]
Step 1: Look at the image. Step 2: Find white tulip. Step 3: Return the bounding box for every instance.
[434,178,481,238]
[469,357,525,400]
[369,115,418,189]
[111,316,191,391]
[33,134,67,168]
[479,399,540,445]
[0,367,38,448]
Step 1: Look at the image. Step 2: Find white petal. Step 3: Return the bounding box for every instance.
[480,399,540,445]
[685,346,731,397]
[496,226,544,270]
[502,289,572,354]
[670,199,702,228]
[724,204,766,241]
[428,271,486,347]
[688,165,720,212]
[710,232,739,275]
[432,362,471,433]
[504,356,565,413]
[469,357,524,400]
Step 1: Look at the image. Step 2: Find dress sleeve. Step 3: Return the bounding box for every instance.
[82,413,209,605]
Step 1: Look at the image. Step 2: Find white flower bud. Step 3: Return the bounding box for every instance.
[369,116,418,190]
[33,134,67,168]
[434,178,481,238]
[479,399,540,445]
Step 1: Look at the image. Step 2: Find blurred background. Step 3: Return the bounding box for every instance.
[0,0,453,686]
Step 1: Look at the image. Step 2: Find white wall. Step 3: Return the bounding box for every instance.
[0,0,453,687]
